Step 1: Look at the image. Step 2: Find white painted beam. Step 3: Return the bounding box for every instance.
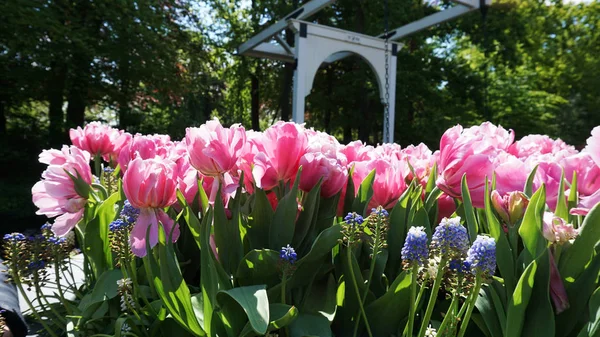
[243,43,295,63]
[237,0,336,55]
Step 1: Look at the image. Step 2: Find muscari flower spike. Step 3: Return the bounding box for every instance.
[3,233,26,242]
[120,200,140,224]
[47,236,66,245]
[280,244,297,264]
[344,212,364,226]
[402,226,429,266]
[430,216,469,259]
[371,207,389,218]
[465,235,496,277]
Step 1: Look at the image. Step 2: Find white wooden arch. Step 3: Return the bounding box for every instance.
[290,20,399,142]
[237,0,492,143]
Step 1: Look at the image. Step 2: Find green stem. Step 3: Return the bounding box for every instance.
[353,220,382,337]
[457,274,483,337]
[281,273,289,337]
[13,274,61,337]
[54,260,72,315]
[417,257,447,337]
[435,285,460,337]
[33,277,68,325]
[94,154,102,178]
[348,248,373,337]
[404,264,419,337]
[508,226,519,262]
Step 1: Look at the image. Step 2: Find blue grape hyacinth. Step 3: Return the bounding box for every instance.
[3,233,26,242]
[344,212,364,226]
[466,235,496,276]
[402,226,429,265]
[280,244,298,264]
[430,216,470,258]
[371,207,389,217]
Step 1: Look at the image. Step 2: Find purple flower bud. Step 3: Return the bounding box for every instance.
[280,244,297,264]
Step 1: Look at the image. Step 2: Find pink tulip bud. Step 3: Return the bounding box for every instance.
[542,212,578,245]
[491,190,528,226]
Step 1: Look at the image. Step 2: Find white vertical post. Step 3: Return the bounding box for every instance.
[292,26,308,124]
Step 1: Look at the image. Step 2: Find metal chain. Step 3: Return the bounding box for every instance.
[383,0,390,143]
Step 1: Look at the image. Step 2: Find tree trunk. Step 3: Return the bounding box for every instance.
[66,87,86,129]
[48,65,67,146]
[0,98,6,136]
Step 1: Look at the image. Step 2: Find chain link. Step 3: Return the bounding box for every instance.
[383,0,390,143]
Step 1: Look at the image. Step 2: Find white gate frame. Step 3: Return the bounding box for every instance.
[289,20,399,142]
[238,0,491,143]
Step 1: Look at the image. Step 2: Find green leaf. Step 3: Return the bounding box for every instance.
[214,183,243,274]
[84,192,119,278]
[524,165,538,198]
[287,224,342,290]
[567,171,578,224]
[288,313,333,337]
[386,184,414,279]
[351,169,375,215]
[521,249,554,337]
[577,286,600,337]
[270,169,301,250]
[505,258,537,337]
[300,274,338,322]
[557,251,600,337]
[235,249,281,288]
[555,168,568,220]
[216,285,270,335]
[461,174,478,242]
[365,271,412,337]
[87,269,123,307]
[559,203,600,281]
[268,303,299,330]
[484,180,515,295]
[247,188,274,249]
[343,166,356,216]
[518,185,547,260]
[293,180,322,248]
[148,225,205,336]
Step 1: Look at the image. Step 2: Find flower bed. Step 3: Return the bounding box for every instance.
[3,120,600,337]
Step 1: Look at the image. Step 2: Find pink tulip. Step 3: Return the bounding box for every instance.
[542,212,578,244]
[437,123,513,208]
[437,192,456,223]
[494,153,528,196]
[400,143,435,187]
[571,189,600,215]
[549,252,570,314]
[298,152,348,198]
[562,152,600,197]
[353,158,406,210]
[252,122,308,190]
[583,126,600,168]
[32,146,92,237]
[341,141,375,163]
[175,154,215,210]
[373,143,402,161]
[530,161,565,211]
[491,190,528,226]
[70,122,131,162]
[123,157,180,257]
[185,119,247,177]
[118,134,175,172]
[508,134,576,160]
